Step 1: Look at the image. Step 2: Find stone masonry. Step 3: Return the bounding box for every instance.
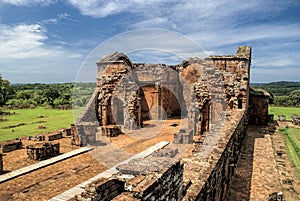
[73,46,273,200]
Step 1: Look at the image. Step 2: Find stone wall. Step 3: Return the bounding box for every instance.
[205,46,251,111]
[0,153,2,174]
[75,178,125,201]
[26,142,60,160]
[0,139,22,153]
[70,46,272,200]
[75,160,184,201]
[75,90,99,145]
[182,110,247,201]
[74,111,247,201]
[117,160,184,201]
[248,87,271,125]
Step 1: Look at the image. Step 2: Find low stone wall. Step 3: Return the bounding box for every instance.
[61,128,72,137]
[75,122,98,146]
[173,129,193,144]
[291,114,300,125]
[98,125,122,137]
[0,154,3,174]
[75,178,125,201]
[122,161,184,201]
[45,132,63,141]
[75,160,184,201]
[26,142,60,160]
[0,139,22,153]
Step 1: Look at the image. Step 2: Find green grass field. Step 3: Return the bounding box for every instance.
[270,106,300,180]
[269,106,300,120]
[280,127,300,180]
[0,107,74,142]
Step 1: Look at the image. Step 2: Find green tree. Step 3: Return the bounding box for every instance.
[43,88,60,107]
[290,90,300,106]
[0,74,13,106]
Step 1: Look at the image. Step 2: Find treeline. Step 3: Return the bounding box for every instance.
[0,74,96,109]
[252,81,300,107]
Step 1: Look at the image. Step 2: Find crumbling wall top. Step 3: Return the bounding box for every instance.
[97,52,133,66]
[207,46,251,60]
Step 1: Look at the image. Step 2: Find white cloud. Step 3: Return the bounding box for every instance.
[66,0,165,18]
[0,23,81,59]
[0,24,56,59]
[41,13,72,24]
[0,0,57,6]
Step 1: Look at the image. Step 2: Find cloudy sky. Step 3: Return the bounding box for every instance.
[0,0,299,83]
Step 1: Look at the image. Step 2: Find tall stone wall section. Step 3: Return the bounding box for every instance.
[205,46,251,111]
[248,88,271,125]
[182,110,247,200]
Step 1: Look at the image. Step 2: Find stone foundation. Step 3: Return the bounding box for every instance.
[0,139,22,153]
[75,160,183,201]
[0,154,2,174]
[26,142,60,160]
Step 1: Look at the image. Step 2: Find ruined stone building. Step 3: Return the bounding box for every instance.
[76,46,268,142]
[73,46,271,200]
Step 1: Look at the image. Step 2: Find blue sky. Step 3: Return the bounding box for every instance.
[0,0,299,83]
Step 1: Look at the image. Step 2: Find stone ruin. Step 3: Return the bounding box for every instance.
[0,139,22,153]
[0,153,2,174]
[26,142,60,160]
[278,115,287,121]
[75,46,266,144]
[72,46,273,201]
[291,114,300,125]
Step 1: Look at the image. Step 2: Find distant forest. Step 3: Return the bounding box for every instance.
[251,81,300,107]
[0,74,96,109]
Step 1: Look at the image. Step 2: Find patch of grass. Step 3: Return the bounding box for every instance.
[280,127,300,180]
[0,107,74,142]
[269,106,300,120]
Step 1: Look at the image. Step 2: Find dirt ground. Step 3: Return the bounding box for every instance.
[0,118,186,201]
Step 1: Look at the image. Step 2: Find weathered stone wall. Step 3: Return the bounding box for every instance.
[75,160,184,201]
[117,160,184,201]
[183,110,247,201]
[205,46,251,111]
[26,142,60,160]
[75,90,99,145]
[248,88,270,125]
[74,111,247,201]
[0,139,22,153]
[75,178,125,201]
[0,154,3,174]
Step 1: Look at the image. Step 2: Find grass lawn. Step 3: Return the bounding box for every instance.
[280,127,300,180]
[269,106,300,120]
[0,107,74,142]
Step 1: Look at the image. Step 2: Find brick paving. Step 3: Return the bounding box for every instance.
[227,124,281,201]
[228,122,300,201]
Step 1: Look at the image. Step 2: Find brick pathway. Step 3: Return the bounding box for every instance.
[0,147,93,184]
[227,124,281,201]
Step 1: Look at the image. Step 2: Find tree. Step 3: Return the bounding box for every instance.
[43,88,60,107]
[0,74,13,106]
[290,90,300,106]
